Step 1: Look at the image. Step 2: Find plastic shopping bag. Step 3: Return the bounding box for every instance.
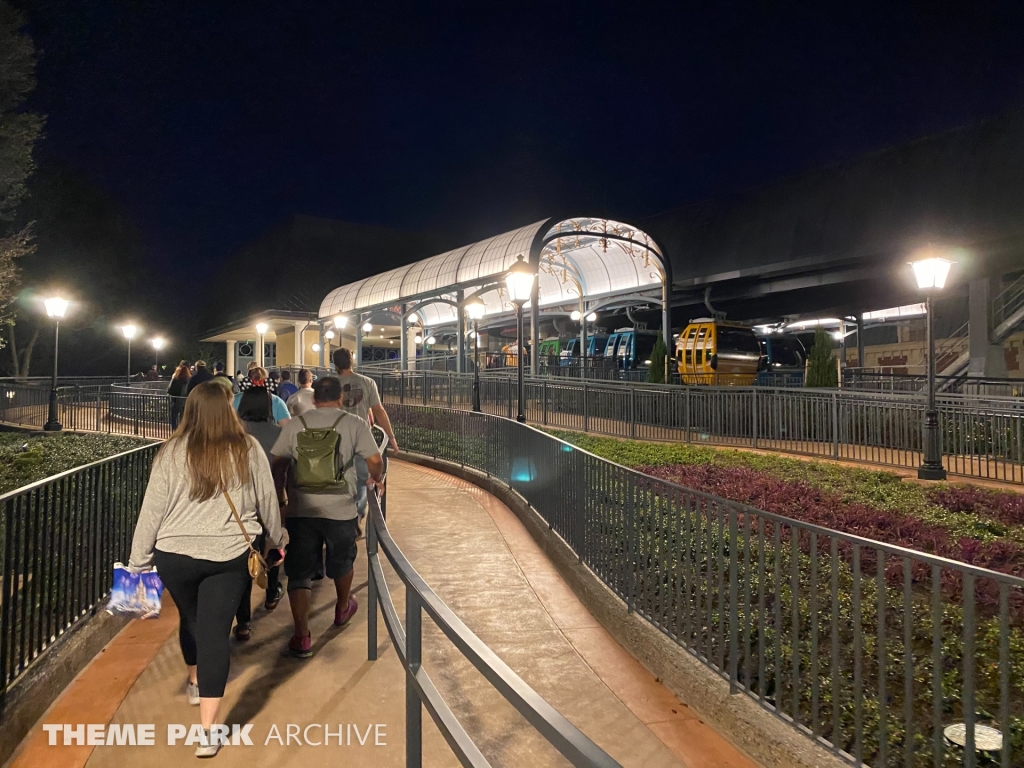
[106,562,164,619]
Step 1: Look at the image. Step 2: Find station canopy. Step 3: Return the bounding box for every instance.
[319,218,666,330]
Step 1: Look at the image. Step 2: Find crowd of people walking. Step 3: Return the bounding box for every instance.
[132,351,396,757]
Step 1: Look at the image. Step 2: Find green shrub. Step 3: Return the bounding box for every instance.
[805,328,838,388]
[0,433,152,494]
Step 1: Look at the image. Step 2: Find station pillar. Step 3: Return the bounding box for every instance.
[968,278,1007,377]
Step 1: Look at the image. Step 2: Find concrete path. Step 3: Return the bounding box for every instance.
[10,461,757,768]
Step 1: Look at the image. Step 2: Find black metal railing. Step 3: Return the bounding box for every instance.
[365,486,620,768]
[391,404,1024,768]
[369,371,1024,484]
[0,443,159,694]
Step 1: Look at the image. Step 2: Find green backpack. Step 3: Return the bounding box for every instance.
[293,413,354,494]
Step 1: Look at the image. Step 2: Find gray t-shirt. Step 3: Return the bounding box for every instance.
[336,372,381,422]
[270,407,380,520]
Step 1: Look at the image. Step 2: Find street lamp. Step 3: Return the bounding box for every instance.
[333,315,348,330]
[150,337,165,372]
[43,297,68,431]
[311,343,321,353]
[505,254,537,423]
[465,296,486,412]
[910,254,953,480]
[255,322,268,367]
[324,329,335,359]
[121,324,137,381]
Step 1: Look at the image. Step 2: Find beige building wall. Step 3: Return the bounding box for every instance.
[844,331,1024,378]
[276,329,296,367]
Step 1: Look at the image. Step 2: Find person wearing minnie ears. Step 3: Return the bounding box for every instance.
[271,375,383,658]
[127,382,288,758]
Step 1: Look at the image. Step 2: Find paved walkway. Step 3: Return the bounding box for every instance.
[9,461,757,768]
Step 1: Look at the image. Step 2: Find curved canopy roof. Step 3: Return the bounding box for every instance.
[319,217,665,329]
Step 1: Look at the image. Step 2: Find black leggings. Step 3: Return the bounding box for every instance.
[153,549,250,698]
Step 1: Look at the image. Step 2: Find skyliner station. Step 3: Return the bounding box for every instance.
[203,114,1024,385]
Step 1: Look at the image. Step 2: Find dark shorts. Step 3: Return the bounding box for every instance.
[284,516,359,590]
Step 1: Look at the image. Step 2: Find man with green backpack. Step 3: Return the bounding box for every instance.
[270,376,383,658]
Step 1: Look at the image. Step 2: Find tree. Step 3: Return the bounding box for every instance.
[647,335,668,384]
[805,328,838,388]
[0,1,44,360]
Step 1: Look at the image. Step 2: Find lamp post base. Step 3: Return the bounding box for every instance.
[43,388,62,432]
[516,415,526,423]
[917,464,947,481]
[472,380,481,413]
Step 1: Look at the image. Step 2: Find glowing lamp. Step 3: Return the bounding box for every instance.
[504,255,536,303]
[464,297,486,320]
[44,297,68,319]
[909,256,953,291]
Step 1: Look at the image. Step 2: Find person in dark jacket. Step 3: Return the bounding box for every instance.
[166,361,191,429]
[212,361,236,393]
[185,360,214,395]
[233,383,284,638]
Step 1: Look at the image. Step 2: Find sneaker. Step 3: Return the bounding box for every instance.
[264,584,284,611]
[195,728,219,758]
[186,680,200,706]
[334,596,358,627]
[288,633,313,658]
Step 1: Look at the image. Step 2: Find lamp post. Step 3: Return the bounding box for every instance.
[910,255,953,481]
[505,255,537,423]
[255,322,268,368]
[150,337,165,372]
[571,309,598,378]
[43,297,68,431]
[324,329,335,361]
[465,296,486,412]
[121,324,137,381]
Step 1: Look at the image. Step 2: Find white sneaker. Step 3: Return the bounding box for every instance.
[195,729,220,758]
[186,680,200,706]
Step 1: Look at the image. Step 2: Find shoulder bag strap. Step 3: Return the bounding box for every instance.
[298,414,308,429]
[223,486,259,556]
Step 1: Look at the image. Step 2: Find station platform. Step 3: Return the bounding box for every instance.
[8,461,757,768]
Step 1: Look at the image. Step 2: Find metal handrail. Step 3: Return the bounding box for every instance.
[365,489,621,768]
[392,404,1024,767]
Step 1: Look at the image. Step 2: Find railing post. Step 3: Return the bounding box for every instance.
[685,386,691,442]
[507,378,513,420]
[422,373,428,406]
[583,381,589,432]
[447,372,453,408]
[629,386,636,439]
[406,590,423,768]
[831,391,839,459]
[752,388,759,448]
[542,379,548,426]
[367,514,378,662]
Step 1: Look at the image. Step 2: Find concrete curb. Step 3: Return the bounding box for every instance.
[396,454,848,768]
[0,610,128,767]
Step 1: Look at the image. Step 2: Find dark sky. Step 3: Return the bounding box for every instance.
[18,0,1024,276]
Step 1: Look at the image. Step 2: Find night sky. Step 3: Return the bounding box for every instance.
[19,1,1024,279]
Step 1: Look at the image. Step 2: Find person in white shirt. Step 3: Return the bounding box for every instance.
[287,369,315,417]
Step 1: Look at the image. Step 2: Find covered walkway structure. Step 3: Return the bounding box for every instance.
[7,461,753,768]
[318,217,670,376]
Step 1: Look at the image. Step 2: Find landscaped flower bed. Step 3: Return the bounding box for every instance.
[0,432,152,495]
[547,430,1024,579]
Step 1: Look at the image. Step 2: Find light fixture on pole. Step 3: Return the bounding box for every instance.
[425,335,436,345]
[464,296,486,412]
[43,297,68,431]
[324,329,335,359]
[311,343,321,353]
[910,254,953,481]
[333,315,348,330]
[121,324,137,381]
[255,322,268,367]
[150,337,165,371]
[505,255,537,423]
[362,321,373,333]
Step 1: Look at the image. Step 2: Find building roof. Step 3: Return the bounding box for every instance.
[319,217,665,328]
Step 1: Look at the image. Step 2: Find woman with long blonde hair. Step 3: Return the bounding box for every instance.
[128,382,287,758]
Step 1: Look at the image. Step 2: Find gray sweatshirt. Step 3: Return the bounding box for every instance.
[128,435,288,570]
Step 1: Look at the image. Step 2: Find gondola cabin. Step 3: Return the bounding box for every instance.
[676,319,761,385]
